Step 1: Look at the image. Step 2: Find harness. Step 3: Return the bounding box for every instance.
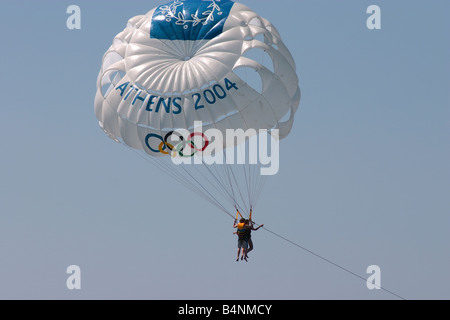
[237,223,248,240]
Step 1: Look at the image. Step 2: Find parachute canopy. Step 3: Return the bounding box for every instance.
[95,0,300,216]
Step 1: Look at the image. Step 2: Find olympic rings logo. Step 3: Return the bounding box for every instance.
[145,131,209,157]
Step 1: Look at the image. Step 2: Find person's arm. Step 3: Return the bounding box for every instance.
[253,224,264,231]
[233,206,241,228]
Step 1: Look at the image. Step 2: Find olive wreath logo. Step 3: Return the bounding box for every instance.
[159,0,223,29]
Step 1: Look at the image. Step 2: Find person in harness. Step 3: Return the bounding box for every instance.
[233,216,250,261]
[233,207,263,262]
[246,218,264,259]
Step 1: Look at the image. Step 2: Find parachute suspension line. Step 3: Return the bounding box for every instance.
[222,150,248,214]
[251,162,260,207]
[123,144,234,219]
[227,162,249,214]
[247,160,254,207]
[248,162,263,211]
[154,160,228,216]
[237,144,251,206]
[123,142,267,220]
[205,158,229,192]
[185,159,247,218]
[124,145,185,187]
[177,164,235,218]
[213,164,239,206]
[160,160,233,218]
[253,174,268,207]
[235,209,243,220]
[235,138,269,212]
[223,148,248,213]
[150,157,226,212]
[196,156,237,207]
[222,149,238,208]
[183,164,233,211]
[249,164,260,210]
[186,158,231,205]
[247,163,252,205]
[146,154,237,217]
[250,160,262,209]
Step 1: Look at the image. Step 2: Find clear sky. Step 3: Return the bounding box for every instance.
[1,0,449,300]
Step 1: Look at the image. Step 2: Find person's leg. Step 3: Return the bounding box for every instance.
[237,240,243,261]
[247,238,254,256]
[243,241,249,261]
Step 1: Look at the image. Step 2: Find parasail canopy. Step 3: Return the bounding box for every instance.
[95,0,301,218]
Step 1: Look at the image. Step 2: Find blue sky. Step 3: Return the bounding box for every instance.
[0,0,449,299]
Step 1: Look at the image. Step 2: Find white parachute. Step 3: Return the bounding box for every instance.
[95,0,300,217]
